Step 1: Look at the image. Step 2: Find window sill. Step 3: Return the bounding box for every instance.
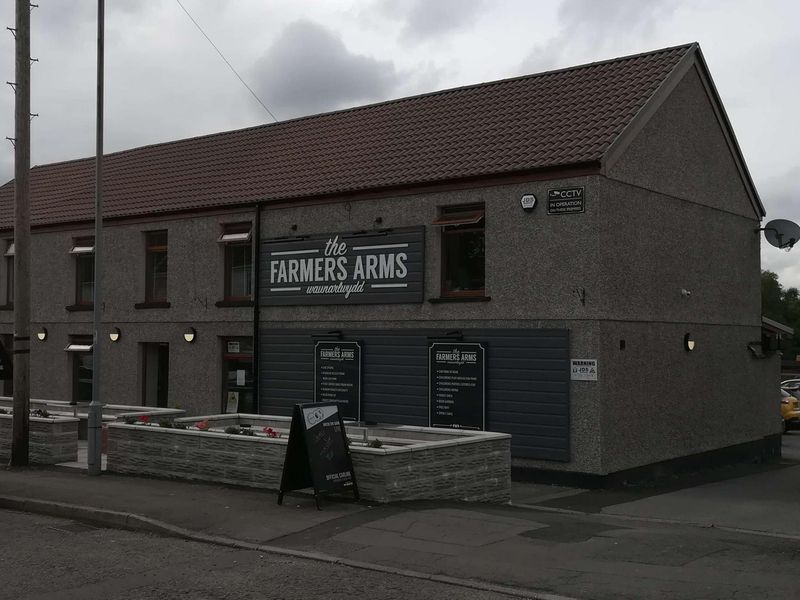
[215,299,254,308]
[134,301,171,309]
[65,304,94,312]
[428,295,491,303]
[0,303,12,311]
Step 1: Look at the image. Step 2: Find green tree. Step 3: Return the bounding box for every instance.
[762,270,800,359]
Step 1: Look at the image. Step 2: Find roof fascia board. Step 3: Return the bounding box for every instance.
[690,47,765,219]
[0,204,258,235]
[257,162,602,211]
[602,43,698,176]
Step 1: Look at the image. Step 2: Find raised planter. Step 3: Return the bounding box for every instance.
[106,414,511,503]
[0,397,186,439]
[0,414,79,464]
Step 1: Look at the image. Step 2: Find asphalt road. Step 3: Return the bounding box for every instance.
[0,510,524,600]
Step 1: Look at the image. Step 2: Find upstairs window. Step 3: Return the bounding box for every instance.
[219,223,252,301]
[433,205,485,297]
[145,231,168,302]
[70,237,95,306]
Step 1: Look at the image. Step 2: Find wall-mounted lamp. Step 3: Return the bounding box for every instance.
[36,327,47,342]
[109,327,121,342]
[183,327,196,343]
[684,333,695,352]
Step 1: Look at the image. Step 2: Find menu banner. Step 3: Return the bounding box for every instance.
[428,342,486,430]
[314,341,362,421]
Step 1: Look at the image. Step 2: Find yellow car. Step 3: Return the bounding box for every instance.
[781,388,800,434]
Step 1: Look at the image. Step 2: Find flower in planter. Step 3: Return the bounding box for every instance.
[195,419,210,431]
[137,415,151,424]
[262,426,279,438]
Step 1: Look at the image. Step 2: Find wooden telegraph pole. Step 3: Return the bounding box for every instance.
[10,0,32,466]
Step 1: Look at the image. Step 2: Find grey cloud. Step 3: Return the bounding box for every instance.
[0,156,11,186]
[35,0,145,39]
[379,0,486,42]
[520,0,683,73]
[250,20,401,120]
[756,166,800,287]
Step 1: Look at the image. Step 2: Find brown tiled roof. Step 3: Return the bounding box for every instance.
[0,43,694,228]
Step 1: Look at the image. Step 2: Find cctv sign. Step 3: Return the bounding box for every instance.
[547,187,585,214]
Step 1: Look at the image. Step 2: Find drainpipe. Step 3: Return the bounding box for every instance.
[252,202,261,412]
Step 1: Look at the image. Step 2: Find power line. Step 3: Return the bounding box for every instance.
[175,0,278,123]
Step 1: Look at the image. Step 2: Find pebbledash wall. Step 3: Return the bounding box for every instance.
[257,65,776,476]
[0,209,255,415]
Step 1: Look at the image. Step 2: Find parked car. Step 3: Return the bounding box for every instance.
[780,380,800,398]
[781,388,800,434]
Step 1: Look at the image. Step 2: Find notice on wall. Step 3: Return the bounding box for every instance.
[314,341,362,421]
[428,342,486,430]
[261,227,424,305]
[547,187,585,214]
[226,391,239,413]
[570,358,598,381]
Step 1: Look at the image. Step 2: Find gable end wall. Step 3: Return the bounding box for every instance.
[607,64,758,220]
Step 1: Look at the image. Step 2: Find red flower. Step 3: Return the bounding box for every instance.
[137,415,150,423]
[262,426,278,438]
[195,420,210,431]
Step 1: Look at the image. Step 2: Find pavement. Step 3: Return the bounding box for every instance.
[2,433,800,599]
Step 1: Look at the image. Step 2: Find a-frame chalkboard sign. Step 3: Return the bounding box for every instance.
[277,402,359,509]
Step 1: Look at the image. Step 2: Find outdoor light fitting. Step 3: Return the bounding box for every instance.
[684,333,695,352]
[109,327,120,342]
[36,327,47,341]
[183,327,196,343]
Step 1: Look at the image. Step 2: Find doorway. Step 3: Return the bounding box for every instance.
[0,334,12,396]
[142,342,169,407]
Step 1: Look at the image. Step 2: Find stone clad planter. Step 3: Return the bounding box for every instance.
[106,414,511,503]
[349,426,511,503]
[0,397,185,440]
[0,414,79,464]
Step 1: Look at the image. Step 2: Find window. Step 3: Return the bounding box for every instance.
[219,223,252,301]
[70,237,94,306]
[4,241,13,307]
[145,231,168,302]
[66,336,94,404]
[434,205,485,297]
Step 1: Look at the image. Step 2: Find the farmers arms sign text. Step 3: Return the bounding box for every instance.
[261,227,424,305]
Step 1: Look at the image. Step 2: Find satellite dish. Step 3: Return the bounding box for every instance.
[762,219,800,251]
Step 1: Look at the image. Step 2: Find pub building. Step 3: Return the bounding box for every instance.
[0,43,778,482]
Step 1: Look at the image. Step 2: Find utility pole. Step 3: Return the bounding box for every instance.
[10,0,32,467]
[87,0,104,476]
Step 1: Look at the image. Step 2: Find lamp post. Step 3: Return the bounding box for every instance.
[87,0,104,476]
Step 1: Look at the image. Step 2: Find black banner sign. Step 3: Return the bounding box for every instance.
[278,403,359,509]
[261,227,425,305]
[547,187,585,214]
[429,342,486,430]
[314,341,361,421]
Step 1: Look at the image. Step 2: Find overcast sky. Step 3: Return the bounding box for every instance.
[0,0,798,285]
